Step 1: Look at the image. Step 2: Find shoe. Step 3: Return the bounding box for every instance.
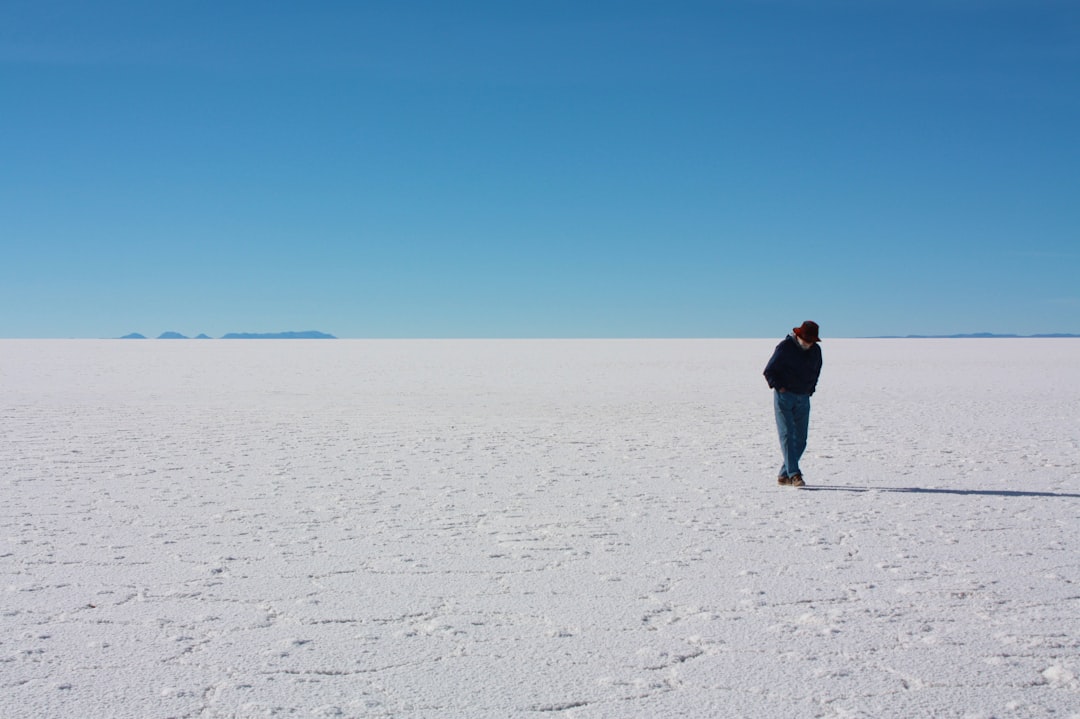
[777,475,792,486]
[789,474,805,487]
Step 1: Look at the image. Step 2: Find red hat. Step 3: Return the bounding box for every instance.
[793,321,821,343]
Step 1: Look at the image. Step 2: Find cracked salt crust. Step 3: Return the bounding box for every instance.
[1,339,1078,718]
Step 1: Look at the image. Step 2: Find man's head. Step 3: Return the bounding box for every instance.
[793,321,821,344]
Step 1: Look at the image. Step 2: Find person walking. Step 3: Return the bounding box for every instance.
[763,321,823,487]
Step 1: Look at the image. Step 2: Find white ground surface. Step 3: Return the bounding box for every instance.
[2,339,1078,719]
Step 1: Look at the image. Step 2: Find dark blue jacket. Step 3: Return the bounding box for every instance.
[763,334,822,396]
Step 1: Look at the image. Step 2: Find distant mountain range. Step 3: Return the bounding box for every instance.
[220,331,336,339]
[871,333,1080,339]
[120,331,336,340]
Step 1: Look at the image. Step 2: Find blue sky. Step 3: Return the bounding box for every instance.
[2,0,1077,338]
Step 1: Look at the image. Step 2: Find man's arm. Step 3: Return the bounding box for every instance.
[763,344,784,390]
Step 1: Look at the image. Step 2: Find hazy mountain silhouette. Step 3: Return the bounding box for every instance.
[119,330,335,339]
[220,331,336,339]
[872,333,1080,338]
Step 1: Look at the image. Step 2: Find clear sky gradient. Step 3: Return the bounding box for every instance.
[3,1,1078,338]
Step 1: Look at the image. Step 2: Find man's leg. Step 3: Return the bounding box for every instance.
[789,393,811,479]
[774,391,796,478]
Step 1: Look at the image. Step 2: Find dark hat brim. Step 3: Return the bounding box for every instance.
[793,326,821,343]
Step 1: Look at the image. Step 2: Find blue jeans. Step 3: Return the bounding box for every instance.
[774,390,811,477]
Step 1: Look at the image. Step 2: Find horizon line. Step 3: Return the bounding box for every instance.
[2,333,1079,341]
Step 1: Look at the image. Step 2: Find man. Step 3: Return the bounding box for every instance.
[763,321,823,487]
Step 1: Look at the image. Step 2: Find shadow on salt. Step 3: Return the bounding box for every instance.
[804,486,1080,499]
